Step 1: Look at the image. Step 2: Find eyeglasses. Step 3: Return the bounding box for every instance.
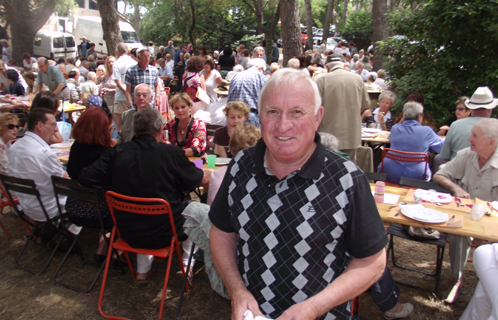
[7,124,20,130]
[456,108,466,111]
[135,93,150,98]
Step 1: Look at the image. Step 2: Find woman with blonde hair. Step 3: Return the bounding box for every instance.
[213,101,250,158]
[0,113,19,174]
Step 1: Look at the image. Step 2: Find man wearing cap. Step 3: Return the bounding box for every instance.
[440,86,498,161]
[227,58,267,127]
[36,57,70,100]
[316,53,370,162]
[125,47,161,109]
[434,117,498,304]
[209,80,230,126]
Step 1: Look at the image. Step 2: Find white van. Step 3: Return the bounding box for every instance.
[33,31,77,60]
[70,16,142,55]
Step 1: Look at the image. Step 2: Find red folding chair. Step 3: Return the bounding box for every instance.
[98,191,188,320]
[380,148,429,184]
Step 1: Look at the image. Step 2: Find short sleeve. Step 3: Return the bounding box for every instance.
[345,171,388,259]
[124,68,132,86]
[435,149,468,182]
[112,61,121,81]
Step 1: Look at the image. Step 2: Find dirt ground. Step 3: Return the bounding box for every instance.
[0,209,478,320]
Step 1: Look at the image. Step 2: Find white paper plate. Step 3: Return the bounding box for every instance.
[362,133,374,138]
[415,189,453,204]
[51,142,73,149]
[51,148,62,154]
[492,201,498,211]
[400,204,448,224]
[215,157,231,165]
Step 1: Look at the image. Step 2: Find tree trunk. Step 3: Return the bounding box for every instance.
[97,0,123,55]
[322,0,335,44]
[2,0,58,65]
[372,0,388,70]
[304,0,314,51]
[281,0,301,67]
[343,0,349,26]
[131,2,142,40]
[264,2,281,63]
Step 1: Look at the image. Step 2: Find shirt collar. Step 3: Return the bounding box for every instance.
[24,131,49,147]
[252,132,326,180]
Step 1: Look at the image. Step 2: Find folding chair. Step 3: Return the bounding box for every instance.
[0,173,70,275]
[381,148,429,181]
[51,176,109,293]
[0,182,35,238]
[386,179,450,296]
[99,191,188,320]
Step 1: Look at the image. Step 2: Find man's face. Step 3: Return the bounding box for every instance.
[254,50,264,59]
[468,126,494,155]
[134,86,152,109]
[165,54,171,61]
[357,64,364,73]
[38,61,49,73]
[181,46,187,53]
[138,50,149,69]
[37,113,58,143]
[260,80,323,165]
[159,60,165,68]
[168,41,173,47]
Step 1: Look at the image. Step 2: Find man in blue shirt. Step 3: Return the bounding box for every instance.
[174,45,187,92]
[157,58,173,86]
[80,37,89,58]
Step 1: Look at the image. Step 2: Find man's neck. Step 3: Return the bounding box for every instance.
[264,143,317,180]
[478,146,497,168]
[138,63,147,70]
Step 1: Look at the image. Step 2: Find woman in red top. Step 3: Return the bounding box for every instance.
[167,93,206,157]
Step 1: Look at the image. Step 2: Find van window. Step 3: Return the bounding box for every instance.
[53,37,64,48]
[65,36,75,48]
[89,0,98,10]
[121,31,139,43]
[34,37,42,46]
[75,0,84,8]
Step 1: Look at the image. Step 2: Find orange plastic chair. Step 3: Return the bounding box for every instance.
[381,148,429,182]
[99,191,188,320]
[164,86,170,96]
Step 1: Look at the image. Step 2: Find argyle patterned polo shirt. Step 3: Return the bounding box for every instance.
[209,133,388,319]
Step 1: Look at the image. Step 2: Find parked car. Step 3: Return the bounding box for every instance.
[33,31,77,60]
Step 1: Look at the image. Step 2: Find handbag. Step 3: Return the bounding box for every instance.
[56,108,72,141]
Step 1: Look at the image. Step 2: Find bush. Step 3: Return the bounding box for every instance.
[377,0,498,125]
[337,10,373,50]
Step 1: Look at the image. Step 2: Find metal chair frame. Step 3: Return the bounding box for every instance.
[99,191,187,320]
[0,173,69,275]
[51,176,110,293]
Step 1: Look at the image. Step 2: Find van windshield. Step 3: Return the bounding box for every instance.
[65,36,75,48]
[121,31,139,43]
[53,37,64,48]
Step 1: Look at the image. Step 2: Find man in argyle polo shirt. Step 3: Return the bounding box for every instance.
[209,68,388,320]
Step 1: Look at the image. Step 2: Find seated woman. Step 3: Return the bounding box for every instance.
[208,124,261,205]
[30,91,64,143]
[362,90,396,131]
[213,101,250,158]
[0,113,19,174]
[167,93,206,157]
[437,96,470,136]
[379,102,444,184]
[65,106,115,262]
[6,70,25,96]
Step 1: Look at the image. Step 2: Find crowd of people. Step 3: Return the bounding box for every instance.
[0,35,497,320]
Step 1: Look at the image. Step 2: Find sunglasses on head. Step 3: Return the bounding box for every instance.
[7,124,20,130]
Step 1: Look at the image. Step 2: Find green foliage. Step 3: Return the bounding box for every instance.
[298,0,328,27]
[377,0,498,125]
[55,0,78,17]
[337,10,373,50]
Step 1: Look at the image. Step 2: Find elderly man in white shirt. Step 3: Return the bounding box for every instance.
[8,108,68,222]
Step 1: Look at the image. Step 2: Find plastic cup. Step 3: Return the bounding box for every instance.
[206,154,216,168]
[192,159,203,170]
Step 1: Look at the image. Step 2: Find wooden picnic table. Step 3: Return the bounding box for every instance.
[373,184,498,242]
[362,130,390,144]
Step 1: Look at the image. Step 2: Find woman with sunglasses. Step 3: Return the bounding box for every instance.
[0,113,19,174]
[437,96,470,136]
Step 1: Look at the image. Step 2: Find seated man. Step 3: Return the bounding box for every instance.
[8,108,67,222]
[78,107,211,282]
[433,118,498,303]
[209,69,387,319]
[116,83,166,144]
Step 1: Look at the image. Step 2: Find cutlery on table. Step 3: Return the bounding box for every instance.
[394,210,401,217]
[389,201,407,209]
[448,215,455,225]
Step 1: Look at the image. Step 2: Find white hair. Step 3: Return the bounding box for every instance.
[379,90,396,104]
[87,72,96,81]
[233,64,244,72]
[258,68,321,114]
[403,102,424,120]
[319,132,339,151]
[366,72,377,82]
[159,45,164,51]
[247,58,267,71]
[474,118,498,140]
[287,58,300,69]
[253,46,264,56]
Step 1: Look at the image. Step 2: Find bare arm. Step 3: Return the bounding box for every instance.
[53,82,65,96]
[210,226,264,320]
[115,79,126,94]
[200,75,206,91]
[200,169,212,186]
[125,85,133,108]
[432,174,470,198]
[154,82,161,107]
[215,144,228,158]
[276,249,386,320]
[215,75,222,85]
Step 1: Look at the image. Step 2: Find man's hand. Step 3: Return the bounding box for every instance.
[378,111,385,123]
[276,301,318,320]
[231,289,264,320]
[452,186,471,199]
[200,168,213,186]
